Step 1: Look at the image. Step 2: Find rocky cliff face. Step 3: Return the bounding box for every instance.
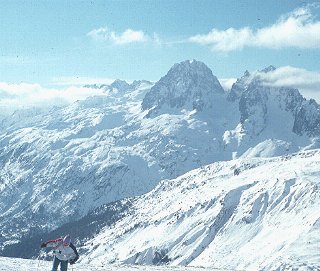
[227,66,320,139]
[293,99,320,136]
[142,60,225,115]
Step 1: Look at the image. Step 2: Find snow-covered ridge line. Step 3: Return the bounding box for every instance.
[0,60,320,271]
[80,149,320,271]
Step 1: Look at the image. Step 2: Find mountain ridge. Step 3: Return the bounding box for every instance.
[1,60,320,269]
[7,149,318,270]
[77,148,319,270]
[142,60,225,116]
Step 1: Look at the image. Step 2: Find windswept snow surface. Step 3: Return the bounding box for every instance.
[0,257,214,271]
[81,150,320,271]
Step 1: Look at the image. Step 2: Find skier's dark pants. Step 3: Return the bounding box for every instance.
[52,256,68,271]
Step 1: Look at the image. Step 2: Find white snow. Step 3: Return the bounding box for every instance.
[0,256,212,271]
[1,61,320,271]
[81,150,320,271]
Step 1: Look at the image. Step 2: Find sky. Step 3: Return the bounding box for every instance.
[0,0,320,110]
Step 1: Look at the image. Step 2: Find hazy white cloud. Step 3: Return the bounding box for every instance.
[152,32,164,47]
[219,78,237,91]
[257,66,320,102]
[218,66,320,102]
[87,27,149,45]
[51,76,115,86]
[0,82,108,115]
[189,27,252,51]
[258,66,320,89]
[189,6,320,51]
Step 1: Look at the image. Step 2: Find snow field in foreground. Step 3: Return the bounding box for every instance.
[0,256,244,271]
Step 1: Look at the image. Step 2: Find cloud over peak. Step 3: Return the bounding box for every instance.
[189,6,320,51]
[257,65,320,90]
[254,65,320,102]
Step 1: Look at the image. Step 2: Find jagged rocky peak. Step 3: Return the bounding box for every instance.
[228,66,278,102]
[110,79,152,91]
[260,65,276,73]
[227,70,252,101]
[167,59,219,81]
[130,80,153,89]
[164,60,224,94]
[142,60,224,113]
[110,79,131,91]
[243,70,250,77]
[232,65,320,137]
[84,79,152,92]
[293,99,320,136]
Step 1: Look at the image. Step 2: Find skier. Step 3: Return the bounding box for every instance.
[40,235,79,271]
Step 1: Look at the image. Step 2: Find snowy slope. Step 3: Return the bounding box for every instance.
[0,257,208,271]
[80,149,320,271]
[1,70,236,249]
[0,81,162,247]
[1,60,320,263]
[0,61,239,250]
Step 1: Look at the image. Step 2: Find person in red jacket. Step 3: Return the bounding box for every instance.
[41,235,79,271]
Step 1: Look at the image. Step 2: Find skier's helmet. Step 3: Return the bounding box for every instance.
[63,235,71,246]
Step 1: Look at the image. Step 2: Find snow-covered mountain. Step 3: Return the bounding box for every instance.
[224,66,320,157]
[78,149,320,271]
[1,60,320,269]
[142,60,225,115]
[5,149,320,270]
